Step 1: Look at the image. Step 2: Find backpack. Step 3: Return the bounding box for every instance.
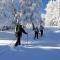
[16,24,20,32]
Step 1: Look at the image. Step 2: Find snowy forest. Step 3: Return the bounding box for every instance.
[0,0,42,31]
[0,0,60,60]
[45,0,60,27]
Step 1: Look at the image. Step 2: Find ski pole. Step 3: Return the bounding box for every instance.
[27,34,28,45]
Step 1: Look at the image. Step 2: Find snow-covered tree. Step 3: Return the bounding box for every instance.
[0,0,42,30]
[0,0,14,28]
[17,0,42,28]
[45,0,60,27]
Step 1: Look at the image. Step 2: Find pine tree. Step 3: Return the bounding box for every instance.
[45,0,60,27]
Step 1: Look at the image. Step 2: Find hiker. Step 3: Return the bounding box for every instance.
[40,25,44,37]
[34,27,39,39]
[15,23,28,47]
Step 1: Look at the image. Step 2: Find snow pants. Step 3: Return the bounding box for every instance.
[15,32,21,46]
[34,32,38,39]
[40,30,43,37]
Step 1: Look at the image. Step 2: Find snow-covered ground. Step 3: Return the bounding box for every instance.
[0,27,60,60]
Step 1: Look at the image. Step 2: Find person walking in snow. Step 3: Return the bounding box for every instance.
[40,25,44,37]
[15,23,28,47]
[34,27,39,39]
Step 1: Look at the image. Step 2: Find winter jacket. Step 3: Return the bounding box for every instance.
[34,27,39,33]
[40,25,44,31]
[16,24,27,37]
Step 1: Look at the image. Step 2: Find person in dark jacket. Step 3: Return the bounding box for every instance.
[40,25,44,37]
[15,24,28,47]
[34,27,39,39]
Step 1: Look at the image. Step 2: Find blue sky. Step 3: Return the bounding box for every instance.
[42,0,48,14]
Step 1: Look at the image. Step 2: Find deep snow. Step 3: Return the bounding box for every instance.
[0,27,60,60]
